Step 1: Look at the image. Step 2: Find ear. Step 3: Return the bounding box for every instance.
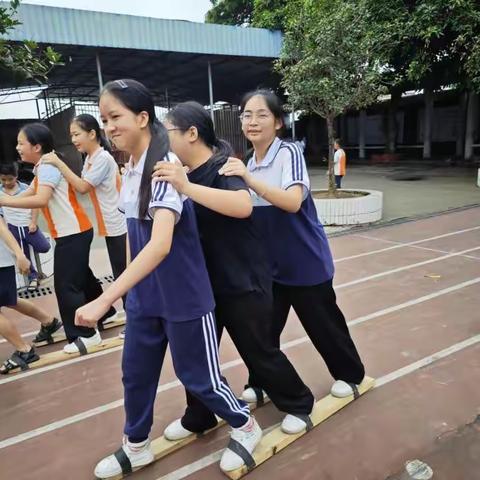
[137,111,150,130]
[89,130,97,141]
[188,126,199,143]
[274,117,283,132]
[32,144,42,154]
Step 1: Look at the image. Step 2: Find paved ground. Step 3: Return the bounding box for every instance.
[1,206,479,480]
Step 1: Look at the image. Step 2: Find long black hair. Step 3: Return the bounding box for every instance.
[20,123,55,155]
[72,114,112,153]
[166,101,233,161]
[240,89,285,124]
[101,79,169,219]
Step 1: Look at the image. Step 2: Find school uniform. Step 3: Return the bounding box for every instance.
[334,148,346,188]
[33,162,102,341]
[247,137,364,385]
[0,211,17,308]
[82,148,127,285]
[178,156,314,433]
[0,182,51,280]
[119,145,249,443]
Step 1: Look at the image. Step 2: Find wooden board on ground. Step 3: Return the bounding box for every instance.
[33,316,126,347]
[8,337,124,374]
[108,398,271,480]
[224,376,376,479]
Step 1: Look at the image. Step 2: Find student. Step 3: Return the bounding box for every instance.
[0,123,111,352]
[333,138,346,189]
[0,162,51,291]
[41,114,127,318]
[0,213,61,373]
[219,90,366,399]
[74,79,261,478]
[152,101,314,437]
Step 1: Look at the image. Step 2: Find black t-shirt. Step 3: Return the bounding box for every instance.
[188,156,271,297]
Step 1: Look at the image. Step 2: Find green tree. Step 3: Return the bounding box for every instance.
[0,0,62,85]
[252,0,288,29]
[276,0,386,194]
[205,0,253,25]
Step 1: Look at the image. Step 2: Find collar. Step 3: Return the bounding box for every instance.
[86,147,104,165]
[125,148,148,176]
[248,137,283,171]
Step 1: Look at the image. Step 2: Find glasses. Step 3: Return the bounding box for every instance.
[239,112,272,124]
[166,128,182,132]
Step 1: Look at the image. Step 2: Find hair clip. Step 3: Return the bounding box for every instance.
[115,80,128,89]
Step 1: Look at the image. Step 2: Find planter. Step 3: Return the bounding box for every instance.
[312,189,383,225]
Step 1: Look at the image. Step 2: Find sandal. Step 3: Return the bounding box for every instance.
[27,278,39,292]
[33,318,63,345]
[0,348,39,374]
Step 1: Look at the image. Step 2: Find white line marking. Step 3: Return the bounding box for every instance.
[337,225,480,262]
[0,277,478,449]
[155,334,480,480]
[335,246,480,289]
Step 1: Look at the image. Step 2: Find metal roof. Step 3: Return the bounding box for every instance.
[3,3,282,58]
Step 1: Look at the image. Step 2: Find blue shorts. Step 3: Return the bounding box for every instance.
[0,266,17,308]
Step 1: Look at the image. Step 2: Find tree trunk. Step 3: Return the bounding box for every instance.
[359,109,366,160]
[465,90,478,161]
[423,87,434,159]
[456,91,468,158]
[387,90,401,154]
[326,115,336,195]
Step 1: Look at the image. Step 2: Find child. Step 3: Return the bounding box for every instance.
[75,79,262,478]
[153,101,314,438]
[0,213,61,373]
[0,123,112,352]
[41,114,127,322]
[333,138,346,189]
[220,90,366,399]
[0,162,51,291]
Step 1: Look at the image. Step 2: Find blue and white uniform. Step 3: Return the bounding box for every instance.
[246,137,365,386]
[0,209,17,307]
[119,149,249,442]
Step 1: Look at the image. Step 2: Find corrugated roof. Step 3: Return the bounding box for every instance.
[2,2,283,58]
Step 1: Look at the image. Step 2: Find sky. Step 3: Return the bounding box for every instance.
[23,0,213,23]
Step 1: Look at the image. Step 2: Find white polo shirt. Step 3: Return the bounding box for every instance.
[0,182,32,227]
[82,147,127,237]
[0,213,15,268]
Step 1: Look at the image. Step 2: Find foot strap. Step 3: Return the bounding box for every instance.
[294,414,313,432]
[9,353,29,371]
[113,448,132,475]
[74,338,88,356]
[349,383,360,400]
[227,438,256,472]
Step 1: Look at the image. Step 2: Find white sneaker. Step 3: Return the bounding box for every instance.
[94,438,154,479]
[281,414,310,434]
[220,417,262,472]
[63,330,102,354]
[103,309,125,325]
[118,329,125,339]
[241,387,267,404]
[164,418,194,441]
[330,380,360,398]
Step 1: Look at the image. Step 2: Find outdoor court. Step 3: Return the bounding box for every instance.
[0,206,479,480]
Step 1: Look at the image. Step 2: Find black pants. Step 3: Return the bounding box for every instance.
[259,280,364,386]
[181,290,314,433]
[54,229,104,342]
[335,175,343,188]
[105,233,127,307]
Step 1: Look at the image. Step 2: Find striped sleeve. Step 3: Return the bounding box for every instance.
[279,142,310,198]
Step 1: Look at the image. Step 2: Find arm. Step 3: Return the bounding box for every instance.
[75,208,175,327]
[152,161,252,218]
[0,217,30,273]
[218,158,303,213]
[42,152,93,194]
[0,185,53,209]
[29,209,40,233]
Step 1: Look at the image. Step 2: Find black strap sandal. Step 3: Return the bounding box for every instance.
[0,349,39,374]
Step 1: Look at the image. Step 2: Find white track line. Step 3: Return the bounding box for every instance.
[336,225,480,262]
[335,246,480,290]
[2,226,477,346]
[156,334,480,480]
[1,277,478,449]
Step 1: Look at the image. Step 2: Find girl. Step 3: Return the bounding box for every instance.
[0,213,61,373]
[0,123,111,352]
[0,161,51,291]
[153,101,314,437]
[42,114,127,320]
[219,90,366,399]
[74,79,261,478]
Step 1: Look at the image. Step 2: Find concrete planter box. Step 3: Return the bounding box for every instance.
[312,189,383,226]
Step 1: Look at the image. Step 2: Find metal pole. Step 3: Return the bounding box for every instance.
[291,107,296,140]
[208,61,215,127]
[96,52,103,92]
[165,88,170,111]
[35,98,41,119]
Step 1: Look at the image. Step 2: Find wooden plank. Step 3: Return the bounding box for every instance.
[224,376,376,479]
[33,316,126,347]
[107,398,271,480]
[7,337,124,374]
